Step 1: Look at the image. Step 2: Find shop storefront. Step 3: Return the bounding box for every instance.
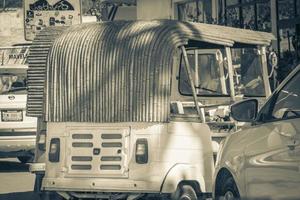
[176,0,218,23]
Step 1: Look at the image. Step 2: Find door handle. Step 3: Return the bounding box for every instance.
[279,131,299,150]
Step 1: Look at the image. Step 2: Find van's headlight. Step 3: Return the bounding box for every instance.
[136,138,148,164]
[38,130,46,151]
[49,138,60,162]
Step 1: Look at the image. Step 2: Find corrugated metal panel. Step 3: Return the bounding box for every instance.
[45,21,181,122]
[177,21,275,46]
[27,20,275,122]
[27,27,67,117]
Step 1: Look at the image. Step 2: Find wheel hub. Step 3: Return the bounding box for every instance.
[224,190,235,200]
[180,194,192,200]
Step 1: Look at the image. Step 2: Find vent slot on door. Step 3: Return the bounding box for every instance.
[67,129,129,178]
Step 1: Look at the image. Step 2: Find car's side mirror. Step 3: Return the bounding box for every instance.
[230,99,258,122]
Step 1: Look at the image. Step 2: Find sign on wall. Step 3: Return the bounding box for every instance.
[0,46,29,66]
[24,0,82,41]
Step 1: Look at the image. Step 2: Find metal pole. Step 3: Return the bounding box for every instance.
[259,46,272,97]
[194,49,199,89]
[181,46,204,122]
[3,0,6,11]
[217,50,227,95]
[225,47,235,100]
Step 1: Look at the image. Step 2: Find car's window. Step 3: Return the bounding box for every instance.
[257,71,300,122]
[0,72,27,95]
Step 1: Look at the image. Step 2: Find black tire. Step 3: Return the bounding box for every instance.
[172,185,198,200]
[17,155,34,164]
[217,177,240,200]
[34,173,44,193]
[39,191,64,200]
[160,194,172,200]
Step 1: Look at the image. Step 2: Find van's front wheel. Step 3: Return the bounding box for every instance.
[172,185,198,200]
[216,177,240,200]
[39,191,64,200]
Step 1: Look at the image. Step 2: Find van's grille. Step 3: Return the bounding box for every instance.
[66,128,129,178]
[72,142,93,148]
[72,134,93,139]
[100,165,121,170]
[71,165,92,170]
[101,156,122,161]
[72,156,92,162]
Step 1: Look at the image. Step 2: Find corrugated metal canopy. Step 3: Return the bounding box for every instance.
[27,20,275,122]
[178,21,275,46]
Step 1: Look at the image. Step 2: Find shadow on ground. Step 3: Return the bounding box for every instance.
[0,192,39,200]
[0,159,29,173]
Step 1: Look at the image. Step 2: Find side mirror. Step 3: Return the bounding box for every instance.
[230,99,258,122]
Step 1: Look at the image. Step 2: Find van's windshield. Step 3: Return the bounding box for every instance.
[0,72,27,95]
[179,48,266,97]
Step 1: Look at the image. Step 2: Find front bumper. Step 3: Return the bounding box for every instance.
[0,133,36,153]
[42,177,161,193]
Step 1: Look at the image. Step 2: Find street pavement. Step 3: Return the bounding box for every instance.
[0,158,39,200]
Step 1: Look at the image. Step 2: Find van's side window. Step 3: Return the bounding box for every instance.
[179,49,229,96]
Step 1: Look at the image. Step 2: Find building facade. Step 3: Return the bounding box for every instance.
[165,0,300,81]
[219,0,300,79]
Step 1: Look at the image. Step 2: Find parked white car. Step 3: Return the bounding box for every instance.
[0,64,37,163]
[213,64,300,200]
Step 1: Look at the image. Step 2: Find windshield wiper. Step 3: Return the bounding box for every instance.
[196,86,222,94]
[2,87,27,94]
[183,79,223,95]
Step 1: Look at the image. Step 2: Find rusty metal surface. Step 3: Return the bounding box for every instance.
[26,20,274,122]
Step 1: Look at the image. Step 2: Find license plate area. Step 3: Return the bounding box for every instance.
[1,110,23,122]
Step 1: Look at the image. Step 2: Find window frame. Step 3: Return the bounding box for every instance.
[224,0,271,31]
[178,49,231,97]
[230,47,268,98]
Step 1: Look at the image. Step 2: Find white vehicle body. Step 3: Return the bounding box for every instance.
[26,21,274,199]
[213,64,300,200]
[42,122,213,195]
[0,62,37,162]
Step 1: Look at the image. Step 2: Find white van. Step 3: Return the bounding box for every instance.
[27,20,274,200]
[0,47,37,163]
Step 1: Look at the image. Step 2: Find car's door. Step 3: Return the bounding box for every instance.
[244,69,300,199]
